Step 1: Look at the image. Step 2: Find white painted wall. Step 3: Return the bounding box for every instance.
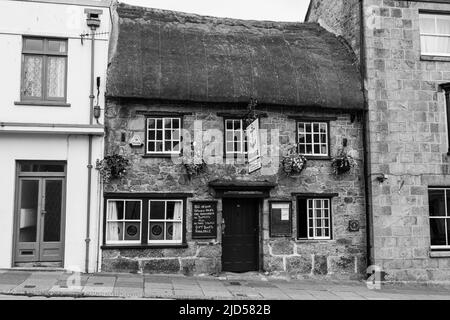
[0,0,111,124]
[0,134,103,272]
[0,0,111,272]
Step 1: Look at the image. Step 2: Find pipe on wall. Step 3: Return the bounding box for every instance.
[85,24,97,274]
[359,0,373,270]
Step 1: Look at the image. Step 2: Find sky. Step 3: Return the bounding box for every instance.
[120,0,311,22]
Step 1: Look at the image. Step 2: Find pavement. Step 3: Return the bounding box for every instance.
[0,269,449,300]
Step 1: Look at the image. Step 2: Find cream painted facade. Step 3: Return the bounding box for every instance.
[0,0,112,272]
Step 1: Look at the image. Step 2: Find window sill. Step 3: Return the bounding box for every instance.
[420,55,450,62]
[101,244,188,250]
[304,156,331,161]
[142,153,180,159]
[15,101,71,107]
[296,239,335,244]
[430,251,450,258]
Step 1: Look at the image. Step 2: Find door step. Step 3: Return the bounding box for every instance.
[13,261,63,271]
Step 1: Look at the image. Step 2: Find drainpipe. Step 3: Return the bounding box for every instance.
[85,12,100,274]
[359,0,373,270]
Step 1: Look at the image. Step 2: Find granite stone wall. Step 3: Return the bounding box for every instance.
[101,99,366,279]
[308,0,450,282]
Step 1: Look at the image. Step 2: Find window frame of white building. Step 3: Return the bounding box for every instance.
[428,188,450,250]
[297,121,329,157]
[297,197,333,241]
[224,118,248,157]
[419,12,450,57]
[105,199,143,245]
[146,117,182,155]
[20,37,68,103]
[148,200,184,245]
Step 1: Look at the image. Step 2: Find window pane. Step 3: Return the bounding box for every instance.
[429,190,446,217]
[165,222,182,241]
[125,201,140,220]
[166,201,183,220]
[148,119,155,129]
[24,38,44,51]
[106,222,123,241]
[48,40,67,53]
[420,15,436,34]
[173,118,180,129]
[20,163,65,172]
[107,201,124,220]
[18,180,39,242]
[149,201,165,219]
[148,142,155,152]
[148,131,155,140]
[23,55,43,98]
[430,218,447,246]
[437,16,450,35]
[421,35,439,54]
[436,37,450,55]
[47,57,66,98]
[124,222,140,241]
[149,222,164,240]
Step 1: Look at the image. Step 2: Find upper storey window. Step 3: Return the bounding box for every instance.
[20,37,68,103]
[420,13,450,56]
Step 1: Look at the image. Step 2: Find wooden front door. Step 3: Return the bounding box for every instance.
[14,176,65,264]
[222,198,259,272]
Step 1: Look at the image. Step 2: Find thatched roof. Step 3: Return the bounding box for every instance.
[107,3,364,110]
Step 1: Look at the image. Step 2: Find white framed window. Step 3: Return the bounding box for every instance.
[146,117,181,154]
[106,199,142,244]
[149,200,183,244]
[428,188,450,249]
[225,119,248,155]
[307,199,331,240]
[297,121,328,156]
[298,198,331,240]
[420,13,450,56]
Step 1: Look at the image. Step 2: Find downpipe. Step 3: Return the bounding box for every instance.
[85,28,96,274]
[359,0,374,271]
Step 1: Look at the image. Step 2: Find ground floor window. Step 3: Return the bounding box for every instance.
[106,200,142,244]
[104,195,186,246]
[297,197,332,240]
[149,200,183,244]
[428,188,450,249]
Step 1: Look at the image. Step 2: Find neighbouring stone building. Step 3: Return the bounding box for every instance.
[100,3,367,278]
[307,0,450,282]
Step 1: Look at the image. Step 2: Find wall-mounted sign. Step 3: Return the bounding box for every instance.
[246,118,262,174]
[192,201,217,239]
[269,202,292,237]
[129,134,143,147]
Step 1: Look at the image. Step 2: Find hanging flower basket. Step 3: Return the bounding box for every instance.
[331,149,357,175]
[181,142,206,179]
[96,154,130,183]
[281,146,307,176]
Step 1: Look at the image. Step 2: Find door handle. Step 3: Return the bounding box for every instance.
[41,210,47,215]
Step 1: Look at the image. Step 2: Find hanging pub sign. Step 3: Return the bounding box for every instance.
[246,118,262,174]
[192,201,217,239]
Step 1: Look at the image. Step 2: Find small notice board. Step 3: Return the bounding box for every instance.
[269,201,292,237]
[192,201,217,239]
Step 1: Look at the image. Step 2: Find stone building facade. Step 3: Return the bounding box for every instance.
[100,3,367,279]
[307,0,450,282]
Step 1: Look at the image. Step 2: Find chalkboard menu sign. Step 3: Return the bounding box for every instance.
[270,202,292,237]
[192,201,217,239]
